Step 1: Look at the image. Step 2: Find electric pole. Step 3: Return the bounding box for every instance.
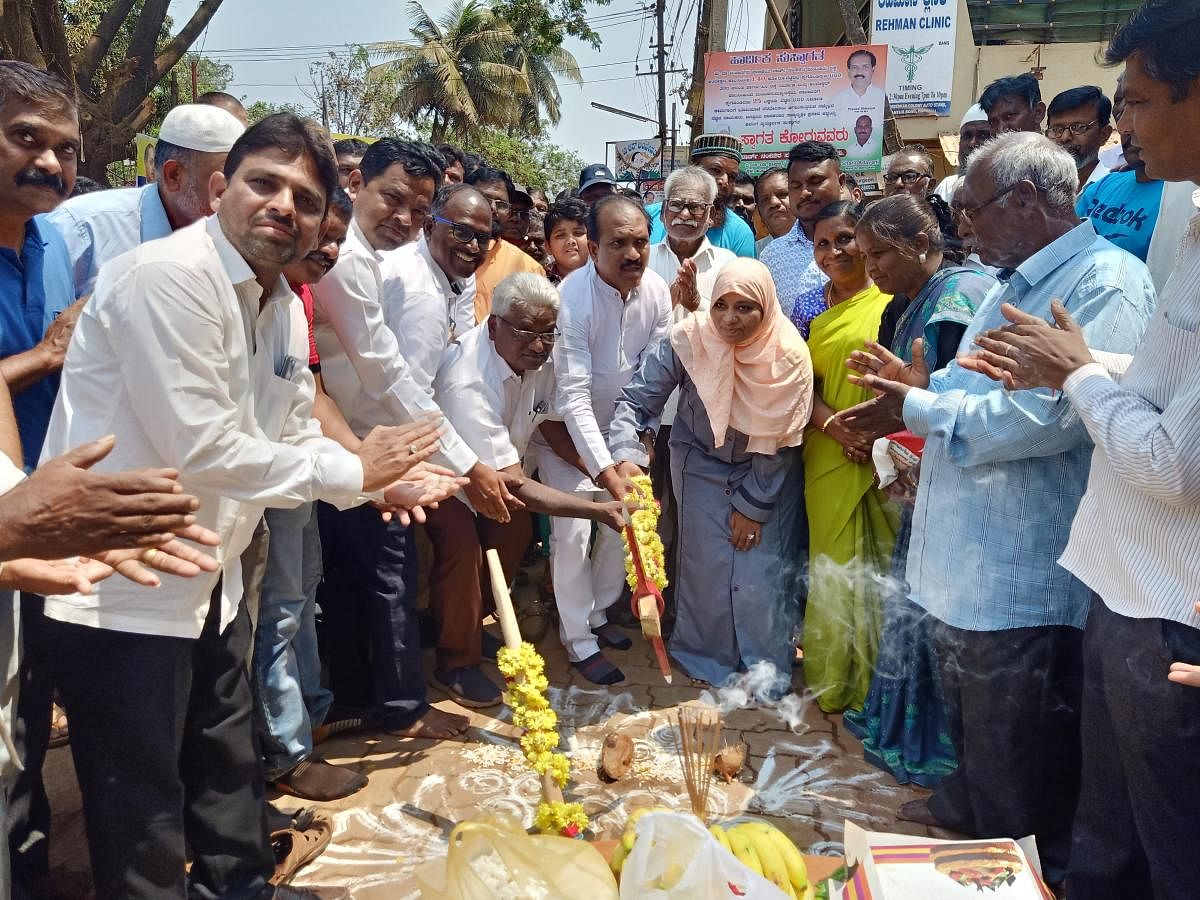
[686,0,728,134]
[656,0,667,142]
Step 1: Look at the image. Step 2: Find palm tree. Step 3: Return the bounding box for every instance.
[369,0,528,142]
[506,40,582,136]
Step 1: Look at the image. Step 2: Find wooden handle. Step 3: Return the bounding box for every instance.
[485,548,523,651]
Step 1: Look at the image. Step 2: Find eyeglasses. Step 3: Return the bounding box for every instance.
[497,316,560,345]
[665,199,711,217]
[883,170,931,185]
[959,182,1020,221]
[1046,121,1098,138]
[432,215,493,247]
[486,197,512,215]
[509,207,531,222]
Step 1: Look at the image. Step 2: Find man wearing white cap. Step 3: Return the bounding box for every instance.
[934,105,993,203]
[42,103,245,297]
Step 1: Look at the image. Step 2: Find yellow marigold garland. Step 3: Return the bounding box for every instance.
[622,474,668,592]
[497,641,588,837]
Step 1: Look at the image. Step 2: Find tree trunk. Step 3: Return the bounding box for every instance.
[834,0,903,155]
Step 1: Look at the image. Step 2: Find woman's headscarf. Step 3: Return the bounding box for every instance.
[670,258,814,454]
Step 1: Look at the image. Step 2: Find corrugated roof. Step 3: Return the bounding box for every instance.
[968,0,1137,43]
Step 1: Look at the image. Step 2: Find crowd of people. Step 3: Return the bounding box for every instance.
[0,0,1197,896]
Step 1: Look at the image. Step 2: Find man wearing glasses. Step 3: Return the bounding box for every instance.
[467,166,546,322]
[1046,85,1114,191]
[432,271,627,704]
[882,146,936,198]
[838,132,1154,889]
[377,183,525,706]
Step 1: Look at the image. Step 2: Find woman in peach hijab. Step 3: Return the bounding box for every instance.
[608,258,813,688]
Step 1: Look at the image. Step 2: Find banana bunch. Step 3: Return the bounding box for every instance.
[709,821,814,900]
[609,805,673,878]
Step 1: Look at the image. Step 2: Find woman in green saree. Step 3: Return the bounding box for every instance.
[799,201,899,713]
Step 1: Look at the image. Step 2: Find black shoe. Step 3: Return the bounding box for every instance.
[606,601,639,629]
[434,665,503,707]
[481,629,504,661]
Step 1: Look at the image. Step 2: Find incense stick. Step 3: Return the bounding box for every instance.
[674,706,722,820]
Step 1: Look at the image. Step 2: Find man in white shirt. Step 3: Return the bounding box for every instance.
[40,114,459,900]
[431,272,626,704]
[378,184,510,707]
[934,104,993,203]
[538,195,671,684]
[960,10,1200,893]
[312,140,517,740]
[833,49,887,122]
[648,166,736,600]
[42,103,244,297]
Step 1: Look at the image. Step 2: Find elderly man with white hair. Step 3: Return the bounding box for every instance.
[840,131,1156,888]
[431,272,625,704]
[647,165,737,607]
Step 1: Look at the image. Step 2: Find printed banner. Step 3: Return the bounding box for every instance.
[135,133,157,186]
[703,46,889,175]
[614,139,664,181]
[870,0,957,117]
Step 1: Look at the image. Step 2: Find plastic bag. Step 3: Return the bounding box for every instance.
[619,812,790,899]
[414,812,618,900]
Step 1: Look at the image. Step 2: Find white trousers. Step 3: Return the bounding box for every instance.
[549,489,627,662]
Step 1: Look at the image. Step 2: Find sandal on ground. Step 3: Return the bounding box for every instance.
[269,811,334,885]
[591,622,632,651]
[433,666,502,708]
[311,714,366,746]
[272,757,368,802]
[572,651,625,685]
[48,703,69,749]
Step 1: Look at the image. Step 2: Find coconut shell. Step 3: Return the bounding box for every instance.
[598,732,635,782]
[712,742,747,784]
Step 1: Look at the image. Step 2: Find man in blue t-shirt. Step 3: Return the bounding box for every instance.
[647,133,756,257]
[1076,118,1164,262]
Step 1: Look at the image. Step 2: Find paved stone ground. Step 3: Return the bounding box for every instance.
[38,558,958,897]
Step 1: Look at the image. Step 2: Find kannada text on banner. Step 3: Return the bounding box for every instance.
[703,45,889,176]
[870,0,958,117]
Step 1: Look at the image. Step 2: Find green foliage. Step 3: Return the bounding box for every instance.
[146,54,235,132]
[492,0,610,54]
[307,47,406,136]
[425,122,584,194]
[244,100,306,125]
[368,0,584,141]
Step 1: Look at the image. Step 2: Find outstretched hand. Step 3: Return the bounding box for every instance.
[958,299,1091,391]
[847,338,931,392]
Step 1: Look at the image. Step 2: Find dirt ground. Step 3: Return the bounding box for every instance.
[39,628,954,896]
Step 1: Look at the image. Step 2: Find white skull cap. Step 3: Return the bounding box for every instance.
[158,104,245,153]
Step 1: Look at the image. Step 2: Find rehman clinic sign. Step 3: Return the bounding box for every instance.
[704,46,889,175]
[870,0,957,117]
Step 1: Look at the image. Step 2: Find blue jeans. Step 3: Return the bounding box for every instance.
[252,503,332,780]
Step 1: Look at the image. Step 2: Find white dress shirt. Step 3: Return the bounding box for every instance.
[40,216,367,640]
[378,234,475,390]
[935,173,964,204]
[648,237,736,324]
[433,324,556,471]
[552,260,671,480]
[648,237,735,424]
[311,218,477,474]
[1058,197,1200,627]
[0,456,25,776]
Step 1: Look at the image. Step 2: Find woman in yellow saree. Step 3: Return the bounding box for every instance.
[799,201,899,713]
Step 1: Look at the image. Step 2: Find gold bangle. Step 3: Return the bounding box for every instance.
[820,414,836,432]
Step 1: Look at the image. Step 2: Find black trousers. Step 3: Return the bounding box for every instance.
[316,502,427,727]
[49,590,274,900]
[928,618,1083,885]
[7,594,52,884]
[1067,596,1200,899]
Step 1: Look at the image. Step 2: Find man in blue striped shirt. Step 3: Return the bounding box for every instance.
[843,131,1155,887]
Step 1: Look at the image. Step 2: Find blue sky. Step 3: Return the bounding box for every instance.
[170,0,765,165]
